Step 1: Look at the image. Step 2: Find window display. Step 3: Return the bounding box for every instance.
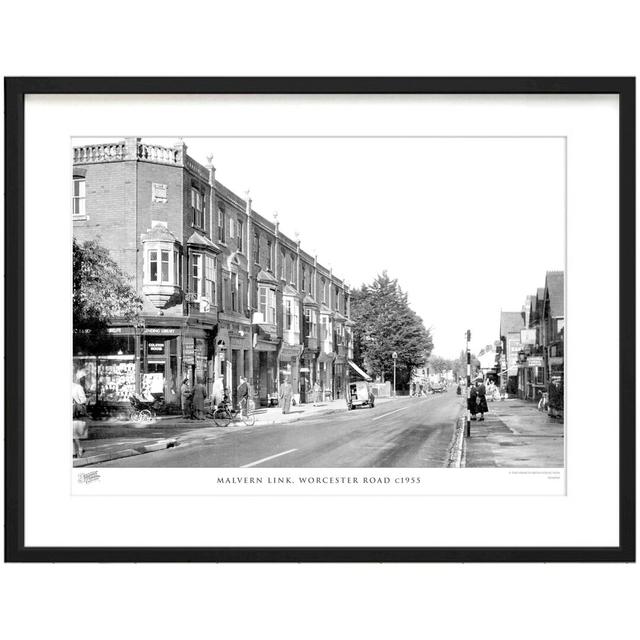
[96,357,135,402]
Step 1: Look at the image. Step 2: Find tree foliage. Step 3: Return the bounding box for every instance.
[350,272,433,384]
[73,238,142,338]
[451,350,481,380]
[429,355,456,375]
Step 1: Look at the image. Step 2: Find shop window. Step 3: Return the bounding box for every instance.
[191,187,204,228]
[72,176,86,217]
[259,286,276,324]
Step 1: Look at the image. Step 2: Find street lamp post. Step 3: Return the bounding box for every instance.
[392,351,397,397]
[466,330,471,437]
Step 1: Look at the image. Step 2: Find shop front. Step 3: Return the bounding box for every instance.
[218,322,252,405]
[318,352,336,401]
[254,335,280,406]
[334,355,347,399]
[73,321,215,414]
[300,347,318,404]
[279,343,303,404]
[73,328,137,406]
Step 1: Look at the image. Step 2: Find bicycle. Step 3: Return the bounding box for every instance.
[210,397,255,427]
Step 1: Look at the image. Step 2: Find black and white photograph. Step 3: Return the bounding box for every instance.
[6,78,632,562]
[71,135,565,472]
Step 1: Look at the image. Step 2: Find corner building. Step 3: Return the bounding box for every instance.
[72,138,353,410]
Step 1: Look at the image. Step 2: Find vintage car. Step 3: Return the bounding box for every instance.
[346,380,375,410]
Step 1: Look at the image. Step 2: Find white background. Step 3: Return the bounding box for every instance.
[1,2,638,640]
[28,95,608,544]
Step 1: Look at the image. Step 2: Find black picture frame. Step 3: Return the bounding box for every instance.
[4,77,635,563]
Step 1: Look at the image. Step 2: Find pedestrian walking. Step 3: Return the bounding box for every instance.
[72,379,88,458]
[312,380,321,406]
[280,377,293,414]
[476,380,489,421]
[212,375,224,409]
[237,376,249,416]
[191,377,207,420]
[180,377,193,419]
[468,383,478,421]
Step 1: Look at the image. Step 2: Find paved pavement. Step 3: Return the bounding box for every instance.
[461,398,564,467]
[86,391,465,468]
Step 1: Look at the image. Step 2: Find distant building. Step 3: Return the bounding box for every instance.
[500,270,564,404]
[499,311,526,395]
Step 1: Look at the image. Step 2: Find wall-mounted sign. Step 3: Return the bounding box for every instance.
[145,327,178,335]
[152,183,168,203]
[527,356,544,367]
[147,341,165,355]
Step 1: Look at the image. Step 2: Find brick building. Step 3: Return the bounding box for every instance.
[72,138,353,409]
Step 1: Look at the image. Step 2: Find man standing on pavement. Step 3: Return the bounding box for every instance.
[191,377,207,420]
[180,377,192,420]
[280,377,293,414]
[237,376,249,416]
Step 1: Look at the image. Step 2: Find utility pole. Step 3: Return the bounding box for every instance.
[466,330,471,437]
[392,351,397,397]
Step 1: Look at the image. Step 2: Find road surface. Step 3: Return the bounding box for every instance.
[97,391,465,468]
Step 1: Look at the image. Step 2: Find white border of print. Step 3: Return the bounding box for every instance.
[24,94,618,548]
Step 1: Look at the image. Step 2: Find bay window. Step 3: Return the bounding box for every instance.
[304,309,317,338]
[191,254,202,297]
[258,286,276,324]
[204,255,216,302]
[147,248,175,284]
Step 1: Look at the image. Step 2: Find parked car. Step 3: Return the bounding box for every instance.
[346,380,375,410]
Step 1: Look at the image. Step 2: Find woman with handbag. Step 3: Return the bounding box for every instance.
[72,380,88,458]
[468,383,478,421]
[476,380,489,422]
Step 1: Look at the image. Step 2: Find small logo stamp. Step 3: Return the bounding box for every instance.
[77,470,101,484]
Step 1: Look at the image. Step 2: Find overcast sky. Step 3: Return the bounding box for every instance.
[77,136,565,359]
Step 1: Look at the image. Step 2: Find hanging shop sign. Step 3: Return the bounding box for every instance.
[527,356,544,367]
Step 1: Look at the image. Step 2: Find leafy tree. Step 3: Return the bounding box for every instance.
[351,272,433,387]
[429,355,455,375]
[73,238,142,352]
[452,350,481,380]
